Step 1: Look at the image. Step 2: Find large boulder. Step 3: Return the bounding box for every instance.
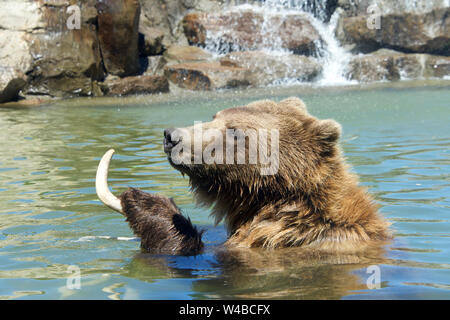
[139,0,224,48]
[337,7,450,55]
[164,62,250,90]
[164,50,323,90]
[96,0,141,76]
[337,0,450,17]
[346,51,402,82]
[0,29,33,79]
[0,0,40,99]
[220,51,322,86]
[345,49,450,82]
[139,0,180,48]
[164,45,212,64]
[183,9,323,56]
[26,1,104,97]
[142,56,168,76]
[0,0,105,98]
[101,75,169,96]
[0,0,45,31]
[425,55,450,78]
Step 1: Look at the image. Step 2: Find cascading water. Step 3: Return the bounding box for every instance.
[308,9,356,85]
[202,0,354,86]
[256,0,337,22]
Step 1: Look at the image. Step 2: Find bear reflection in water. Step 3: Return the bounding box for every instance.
[122,242,388,299]
[95,97,391,257]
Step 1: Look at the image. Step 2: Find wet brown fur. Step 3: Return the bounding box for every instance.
[120,188,203,255]
[119,97,390,255]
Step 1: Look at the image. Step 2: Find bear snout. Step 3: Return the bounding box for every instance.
[163,128,181,153]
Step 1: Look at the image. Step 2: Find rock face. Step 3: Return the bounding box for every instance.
[101,75,169,96]
[337,0,450,17]
[164,45,212,63]
[0,0,40,101]
[96,0,141,76]
[346,51,401,82]
[139,26,165,56]
[337,0,450,82]
[0,0,157,99]
[139,0,224,48]
[164,62,249,90]
[346,49,450,82]
[164,51,322,90]
[183,10,323,55]
[1,0,450,101]
[425,55,450,78]
[0,29,31,102]
[26,1,104,97]
[0,0,105,98]
[221,51,322,85]
[142,56,168,76]
[28,29,104,97]
[337,7,450,56]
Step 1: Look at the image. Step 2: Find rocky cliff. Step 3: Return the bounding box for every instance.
[0,0,449,104]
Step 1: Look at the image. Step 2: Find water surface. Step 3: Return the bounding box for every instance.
[0,83,449,299]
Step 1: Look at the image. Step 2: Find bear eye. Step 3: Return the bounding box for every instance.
[227,127,238,132]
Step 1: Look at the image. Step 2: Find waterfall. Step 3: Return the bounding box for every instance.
[261,0,337,21]
[225,0,337,22]
[308,9,355,85]
[203,0,353,86]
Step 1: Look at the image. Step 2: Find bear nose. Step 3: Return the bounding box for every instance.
[164,128,175,140]
[164,128,181,153]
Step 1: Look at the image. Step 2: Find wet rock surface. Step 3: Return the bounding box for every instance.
[346,49,450,82]
[183,10,323,56]
[27,27,104,97]
[101,75,169,96]
[337,0,450,17]
[164,50,323,90]
[0,1,39,103]
[164,62,249,90]
[221,51,322,86]
[139,0,223,48]
[139,26,165,56]
[425,55,450,78]
[338,7,450,56]
[142,56,168,77]
[164,45,213,64]
[1,1,104,98]
[96,0,141,77]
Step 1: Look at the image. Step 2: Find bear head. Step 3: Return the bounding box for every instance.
[163,97,343,233]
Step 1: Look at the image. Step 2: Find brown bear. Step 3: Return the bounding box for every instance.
[95,97,390,255]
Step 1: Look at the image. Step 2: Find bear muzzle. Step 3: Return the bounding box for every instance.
[163,128,181,154]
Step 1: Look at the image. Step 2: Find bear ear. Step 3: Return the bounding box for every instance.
[314,119,342,144]
[279,97,308,113]
[246,99,278,112]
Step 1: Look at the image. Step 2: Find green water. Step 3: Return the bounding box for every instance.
[0,83,449,299]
